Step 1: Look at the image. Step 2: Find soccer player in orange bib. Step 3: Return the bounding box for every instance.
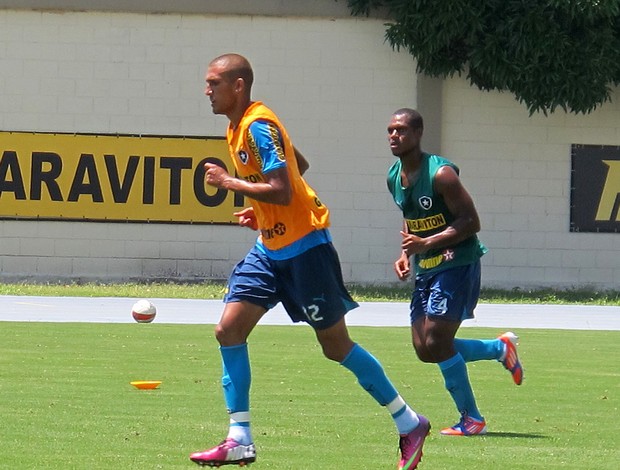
[189,54,429,469]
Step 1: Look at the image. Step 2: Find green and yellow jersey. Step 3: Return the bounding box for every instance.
[387,153,487,275]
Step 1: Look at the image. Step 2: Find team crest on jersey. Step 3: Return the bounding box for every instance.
[419,196,433,210]
[238,150,249,164]
[443,249,455,261]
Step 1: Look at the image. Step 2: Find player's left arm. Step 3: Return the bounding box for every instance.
[401,165,480,255]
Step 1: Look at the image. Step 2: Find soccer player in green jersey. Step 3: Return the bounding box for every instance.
[386,108,523,436]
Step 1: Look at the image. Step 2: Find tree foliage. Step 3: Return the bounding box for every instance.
[347,0,620,114]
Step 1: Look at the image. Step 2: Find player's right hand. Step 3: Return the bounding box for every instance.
[394,251,411,281]
[204,162,231,188]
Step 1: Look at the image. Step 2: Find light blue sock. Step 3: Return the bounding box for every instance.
[341,343,419,434]
[221,343,253,445]
[454,338,503,362]
[438,353,482,421]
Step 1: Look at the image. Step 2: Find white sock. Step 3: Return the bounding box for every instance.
[227,425,253,445]
[387,395,420,434]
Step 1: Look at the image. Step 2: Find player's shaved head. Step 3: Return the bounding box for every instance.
[393,108,423,130]
[210,53,254,89]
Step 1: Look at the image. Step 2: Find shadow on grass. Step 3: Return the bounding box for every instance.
[483,431,547,439]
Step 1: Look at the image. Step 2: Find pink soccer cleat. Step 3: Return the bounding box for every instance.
[398,414,431,470]
[190,438,256,467]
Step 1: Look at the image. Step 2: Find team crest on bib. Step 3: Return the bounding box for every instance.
[419,196,433,210]
[238,150,249,164]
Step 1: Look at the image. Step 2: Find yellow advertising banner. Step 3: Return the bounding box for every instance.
[0,131,243,224]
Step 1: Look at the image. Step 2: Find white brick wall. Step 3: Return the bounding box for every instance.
[442,76,620,290]
[1,4,618,290]
[0,7,415,284]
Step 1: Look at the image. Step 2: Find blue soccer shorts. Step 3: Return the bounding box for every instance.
[224,242,359,330]
[409,260,481,324]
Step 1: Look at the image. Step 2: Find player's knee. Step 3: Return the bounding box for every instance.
[317,330,353,362]
[321,346,346,363]
[213,324,227,344]
[214,323,244,346]
[418,336,446,363]
[413,345,435,363]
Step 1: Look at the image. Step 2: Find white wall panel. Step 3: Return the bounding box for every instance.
[0,7,415,284]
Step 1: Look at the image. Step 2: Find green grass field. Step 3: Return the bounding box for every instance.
[1,281,619,305]
[1,322,618,469]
